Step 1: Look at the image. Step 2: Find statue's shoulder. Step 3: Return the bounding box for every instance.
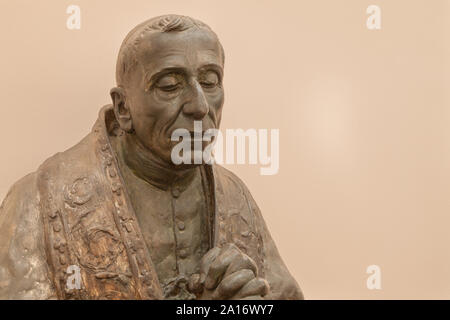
[0,172,39,216]
[0,131,97,225]
[213,165,251,193]
[37,132,97,175]
[212,164,259,207]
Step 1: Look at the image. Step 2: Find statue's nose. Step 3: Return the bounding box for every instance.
[182,81,209,120]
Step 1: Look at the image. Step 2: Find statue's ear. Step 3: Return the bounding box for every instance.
[110,87,133,133]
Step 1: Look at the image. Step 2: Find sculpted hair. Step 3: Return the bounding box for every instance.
[116,14,224,87]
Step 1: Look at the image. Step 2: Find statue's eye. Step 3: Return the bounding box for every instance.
[155,74,181,92]
[199,71,219,89]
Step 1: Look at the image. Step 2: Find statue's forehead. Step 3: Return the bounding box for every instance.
[135,29,223,70]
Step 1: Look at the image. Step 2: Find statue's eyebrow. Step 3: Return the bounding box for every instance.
[144,67,187,91]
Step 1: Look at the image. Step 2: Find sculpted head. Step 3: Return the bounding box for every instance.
[110,15,225,164]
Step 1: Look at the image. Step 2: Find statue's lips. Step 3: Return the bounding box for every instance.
[168,131,214,149]
[169,128,215,141]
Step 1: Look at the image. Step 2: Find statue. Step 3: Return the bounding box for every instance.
[0,15,303,300]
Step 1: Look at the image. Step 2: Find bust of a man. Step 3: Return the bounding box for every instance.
[0,15,303,300]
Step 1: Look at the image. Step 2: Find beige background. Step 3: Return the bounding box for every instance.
[0,0,449,299]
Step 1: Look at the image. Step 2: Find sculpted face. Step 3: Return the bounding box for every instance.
[113,27,225,165]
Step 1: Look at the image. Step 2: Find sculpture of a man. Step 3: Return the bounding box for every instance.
[0,15,303,300]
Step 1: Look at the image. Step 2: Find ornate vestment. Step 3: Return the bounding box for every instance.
[0,106,302,300]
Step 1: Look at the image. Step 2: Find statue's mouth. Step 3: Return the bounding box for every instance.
[167,129,212,148]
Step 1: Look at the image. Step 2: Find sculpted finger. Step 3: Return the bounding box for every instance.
[200,247,222,276]
[212,269,255,300]
[223,253,258,278]
[205,245,240,290]
[235,277,270,299]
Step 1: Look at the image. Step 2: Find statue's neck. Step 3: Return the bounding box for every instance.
[116,132,196,190]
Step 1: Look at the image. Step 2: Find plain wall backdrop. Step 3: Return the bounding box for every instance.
[0,0,449,299]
